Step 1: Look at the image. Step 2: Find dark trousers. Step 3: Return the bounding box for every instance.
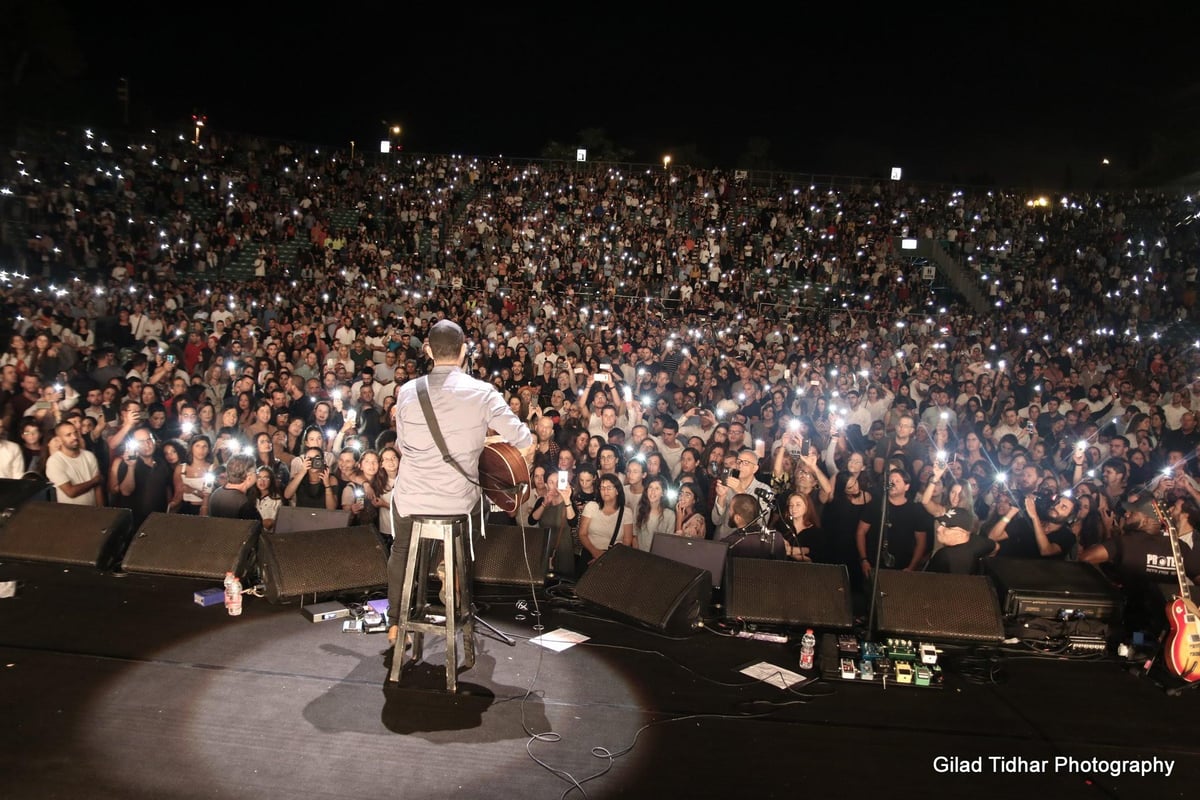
[385,506,476,625]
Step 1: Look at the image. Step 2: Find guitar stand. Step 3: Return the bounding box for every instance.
[472,602,517,647]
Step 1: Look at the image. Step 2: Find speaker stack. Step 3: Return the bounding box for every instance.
[725,559,855,629]
[875,570,1005,644]
[257,526,388,603]
[0,501,133,571]
[575,546,709,634]
[121,512,260,580]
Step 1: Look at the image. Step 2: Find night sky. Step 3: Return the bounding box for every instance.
[8,3,1198,187]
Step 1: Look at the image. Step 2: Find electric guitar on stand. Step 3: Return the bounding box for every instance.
[1157,502,1200,682]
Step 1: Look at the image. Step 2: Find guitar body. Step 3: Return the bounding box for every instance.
[1152,499,1200,682]
[1165,594,1200,682]
[479,441,530,515]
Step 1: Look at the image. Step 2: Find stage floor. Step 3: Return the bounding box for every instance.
[0,560,1196,800]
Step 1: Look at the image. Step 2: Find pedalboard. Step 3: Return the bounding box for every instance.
[821,634,944,688]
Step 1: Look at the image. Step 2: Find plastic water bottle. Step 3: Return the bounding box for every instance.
[799,629,816,670]
[224,572,243,617]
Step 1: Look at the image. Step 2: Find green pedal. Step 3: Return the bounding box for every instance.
[915,666,932,687]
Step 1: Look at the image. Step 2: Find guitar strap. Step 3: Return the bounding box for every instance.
[415,376,477,487]
[415,375,484,549]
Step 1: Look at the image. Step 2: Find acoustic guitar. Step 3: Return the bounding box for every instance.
[1155,502,1200,681]
[479,440,530,515]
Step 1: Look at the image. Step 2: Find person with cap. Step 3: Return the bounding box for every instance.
[926,506,994,573]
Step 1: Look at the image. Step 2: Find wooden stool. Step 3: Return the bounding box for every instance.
[388,515,476,692]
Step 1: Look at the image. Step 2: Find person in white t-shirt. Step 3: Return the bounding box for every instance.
[45,421,103,506]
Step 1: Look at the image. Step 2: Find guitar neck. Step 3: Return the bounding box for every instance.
[1163,509,1191,600]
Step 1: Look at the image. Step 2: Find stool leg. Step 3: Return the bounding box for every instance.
[443,532,458,692]
[411,539,428,662]
[388,529,423,683]
[458,530,476,671]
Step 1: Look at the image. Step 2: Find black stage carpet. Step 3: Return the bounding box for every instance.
[1,561,1197,800]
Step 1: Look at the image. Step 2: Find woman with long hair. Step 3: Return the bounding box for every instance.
[633,475,675,551]
[781,491,824,562]
[920,458,974,521]
[342,449,389,529]
[253,431,289,488]
[518,465,549,527]
[290,425,332,477]
[961,429,991,472]
[1072,487,1115,550]
[247,466,284,531]
[244,399,274,439]
[824,450,874,589]
[235,391,255,429]
[577,473,634,572]
[643,451,667,484]
[0,334,29,376]
[673,481,709,539]
[173,435,214,515]
[376,446,401,540]
[197,402,218,442]
[582,435,605,470]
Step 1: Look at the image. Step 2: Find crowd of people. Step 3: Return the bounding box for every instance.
[2,123,1200,621]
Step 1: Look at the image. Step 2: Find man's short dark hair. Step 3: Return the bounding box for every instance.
[224,454,254,484]
[426,320,465,360]
[730,493,758,528]
[660,416,679,433]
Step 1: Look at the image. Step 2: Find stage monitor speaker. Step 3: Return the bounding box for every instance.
[258,526,388,603]
[121,513,260,580]
[0,478,54,522]
[724,558,854,629]
[274,506,352,534]
[0,503,133,570]
[875,570,1005,644]
[470,524,551,587]
[650,534,730,589]
[982,557,1121,622]
[575,546,708,634]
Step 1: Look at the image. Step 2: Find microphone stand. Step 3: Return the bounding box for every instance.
[864,479,892,644]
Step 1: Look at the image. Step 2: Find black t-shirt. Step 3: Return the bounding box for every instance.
[293,478,329,509]
[860,498,932,569]
[927,537,996,574]
[1103,533,1200,585]
[208,487,262,521]
[995,516,1074,559]
[117,457,173,529]
[1042,526,1076,559]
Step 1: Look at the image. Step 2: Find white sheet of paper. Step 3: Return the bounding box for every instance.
[740,661,809,690]
[529,628,590,652]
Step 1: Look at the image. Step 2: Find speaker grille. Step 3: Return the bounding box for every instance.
[725,559,854,629]
[122,513,259,579]
[471,524,550,587]
[0,503,132,570]
[259,526,387,602]
[876,571,1004,643]
[575,546,707,633]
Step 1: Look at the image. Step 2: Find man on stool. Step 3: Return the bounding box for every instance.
[386,320,534,648]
